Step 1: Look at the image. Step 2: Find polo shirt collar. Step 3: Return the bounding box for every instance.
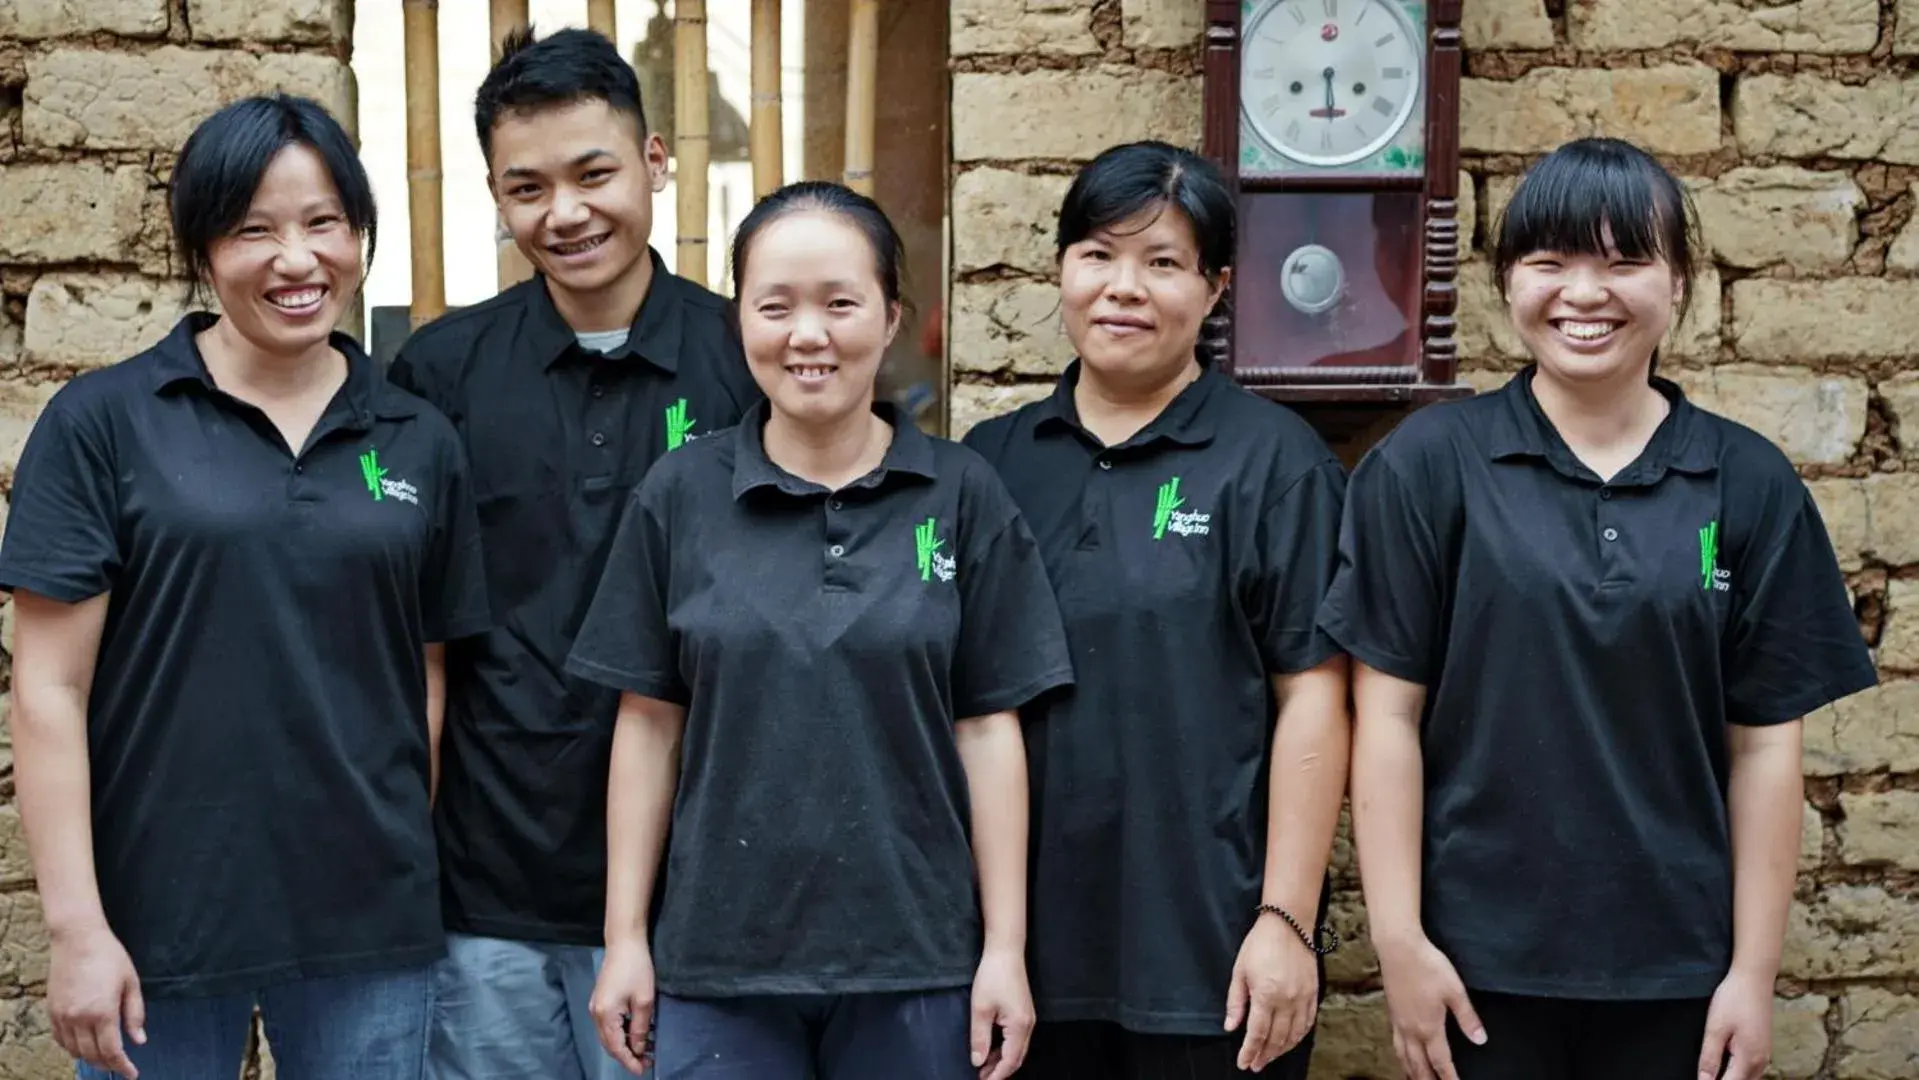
[731,398,939,499]
[1032,360,1221,449]
[150,312,417,428]
[525,246,683,375]
[1488,365,1717,483]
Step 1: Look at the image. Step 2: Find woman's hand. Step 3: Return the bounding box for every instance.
[49,926,145,1079]
[1376,932,1485,1080]
[1224,914,1320,1071]
[589,938,657,1076]
[1697,966,1773,1080]
[970,945,1035,1080]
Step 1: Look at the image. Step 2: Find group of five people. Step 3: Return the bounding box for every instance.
[0,24,1874,1080]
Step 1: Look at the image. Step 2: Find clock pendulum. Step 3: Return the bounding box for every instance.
[1282,64,1350,317]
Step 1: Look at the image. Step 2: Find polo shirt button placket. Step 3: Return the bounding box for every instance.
[824,495,854,588]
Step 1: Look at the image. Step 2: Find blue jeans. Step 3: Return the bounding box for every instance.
[74,964,432,1079]
[428,933,636,1080]
[655,989,975,1080]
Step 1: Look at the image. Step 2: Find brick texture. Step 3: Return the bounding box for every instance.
[1461,66,1721,156]
[23,274,190,369]
[953,68,1201,162]
[1731,279,1919,361]
[0,0,166,38]
[1121,0,1202,50]
[1462,0,1554,49]
[1772,994,1832,1079]
[1569,0,1879,52]
[1834,989,1919,1080]
[1733,74,1919,164]
[24,47,354,150]
[1804,680,1919,776]
[952,0,1097,56]
[1837,790,1919,870]
[1688,167,1863,271]
[1900,0,1919,55]
[188,0,349,44]
[951,169,1073,276]
[0,165,149,264]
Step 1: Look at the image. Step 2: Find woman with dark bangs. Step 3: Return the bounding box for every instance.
[1320,137,1875,1080]
[0,95,488,1078]
[964,141,1350,1078]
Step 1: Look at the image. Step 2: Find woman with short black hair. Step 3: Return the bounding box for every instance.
[1,94,488,1079]
[963,140,1351,1079]
[1323,137,1877,1080]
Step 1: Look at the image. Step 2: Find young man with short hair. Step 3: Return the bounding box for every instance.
[389,27,759,1079]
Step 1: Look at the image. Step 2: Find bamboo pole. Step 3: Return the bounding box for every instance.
[586,0,617,39]
[843,0,878,197]
[750,0,783,198]
[489,0,527,55]
[676,0,710,286]
[491,0,536,290]
[403,0,445,328]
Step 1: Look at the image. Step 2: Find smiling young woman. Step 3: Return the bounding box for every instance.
[963,141,1352,1080]
[0,94,489,1080]
[568,181,1073,1080]
[1321,138,1877,1080]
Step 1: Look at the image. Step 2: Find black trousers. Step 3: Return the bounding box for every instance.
[1447,991,1715,1080]
[1022,1019,1314,1080]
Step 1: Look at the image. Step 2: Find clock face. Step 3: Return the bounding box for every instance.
[1241,0,1425,169]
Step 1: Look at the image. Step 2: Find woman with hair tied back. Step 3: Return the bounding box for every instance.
[1321,137,1877,1080]
[0,95,489,1079]
[963,140,1352,1079]
[569,180,1073,1080]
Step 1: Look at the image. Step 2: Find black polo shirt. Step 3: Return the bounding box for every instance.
[566,402,1074,995]
[388,249,760,944]
[962,363,1345,1034]
[1319,367,1877,999]
[0,313,490,998]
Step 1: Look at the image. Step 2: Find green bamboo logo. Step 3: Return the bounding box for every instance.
[915,517,944,582]
[1153,477,1183,540]
[360,449,387,501]
[1698,520,1719,591]
[665,398,697,451]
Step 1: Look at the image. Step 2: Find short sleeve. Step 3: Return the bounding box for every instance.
[423,436,491,642]
[952,486,1074,718]
[565,486,689,704]
[0,399,121,603]
[1316,444,1446,685]
[1248,459,1346,674]
[1723,488,1876,726]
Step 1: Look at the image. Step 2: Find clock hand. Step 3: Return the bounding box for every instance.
[1309,66,1346,119]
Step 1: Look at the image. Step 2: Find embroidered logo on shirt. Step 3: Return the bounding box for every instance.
[359,448,419,505]
[1152,476,1211,540]
[915,517,956,583]
[665,398,698,451]
[1698,520,1729,591]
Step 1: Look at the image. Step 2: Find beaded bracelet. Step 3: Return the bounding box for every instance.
[1256,903,1341,956]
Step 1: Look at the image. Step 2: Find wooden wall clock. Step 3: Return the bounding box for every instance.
[1204,0,1469,405]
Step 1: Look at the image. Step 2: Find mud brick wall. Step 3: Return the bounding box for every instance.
[947,2,1919,1078]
